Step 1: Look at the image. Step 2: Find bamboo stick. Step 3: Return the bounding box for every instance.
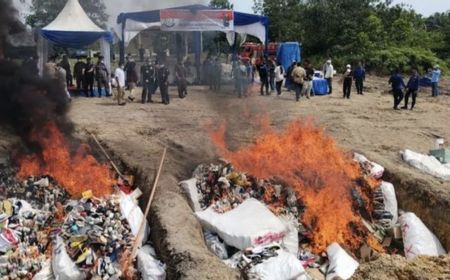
[88,132,124,178]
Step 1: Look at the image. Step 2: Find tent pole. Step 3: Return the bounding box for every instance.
[120,21,125,63]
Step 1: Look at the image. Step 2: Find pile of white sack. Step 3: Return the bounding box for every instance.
[401,149,450,181]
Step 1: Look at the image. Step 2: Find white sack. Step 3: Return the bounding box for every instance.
[353,153,384,179]
[204,231,228,259]
[249,249,309,280]
[179,178,202,212]
[33,261,54,280]
[402,149,450,181]
[399,212,446,259]
[52,236,86,280]
[120,191,149,245]
[279,215,299,255]
[137,246,166,280]
[326,243,359,280]
[196,198,287,250]
[380,181,398,226]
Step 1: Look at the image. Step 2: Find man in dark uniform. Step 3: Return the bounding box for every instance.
[73,57,86,93]
[140,58,156,103]
[156,61,170,105]
[83,57,95,97]
[95,56,110,97]
[259,60,269,95]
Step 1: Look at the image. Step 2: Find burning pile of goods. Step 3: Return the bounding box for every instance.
[178,120,447,280]
[0,124,166,280]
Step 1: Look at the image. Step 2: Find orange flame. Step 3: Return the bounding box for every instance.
[210,119,378,253]
[16,122,114,198]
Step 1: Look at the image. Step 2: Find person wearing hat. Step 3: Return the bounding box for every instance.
[83,57,95,97]
[140,58,157,103]
[342,64,353,99]
[323,59,334,94]
[95,55,110,97]
[431,64,441,97]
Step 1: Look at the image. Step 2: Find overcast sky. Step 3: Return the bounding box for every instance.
[230,0,450,16]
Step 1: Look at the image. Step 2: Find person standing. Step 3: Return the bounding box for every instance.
[388,68,406,110]
[286,61,296,91]
[141,58,157,103]
[431,65,441,97]
[60,55,72,87]
[175,59,188,98]
[342,64,353,99]
[259,60,269,96]
[114,62,126,106]
[157,61,170,105]
[291,62,306,102]
[84,57,95,97]
[323,59,334,94]
[353,62,366,95]
[73,57,86,93]
[235,60,248,98]
[303,60,314,99]
[125,56,138,101]
[95,56,110,97]
[268,60,276,92]
[402,69,420,110]
[274,61,285,96]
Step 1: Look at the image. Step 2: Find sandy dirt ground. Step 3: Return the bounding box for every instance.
[60,76,450,279]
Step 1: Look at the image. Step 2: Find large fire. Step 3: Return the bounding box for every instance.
[210,118,381,253]
[15,122,114,198]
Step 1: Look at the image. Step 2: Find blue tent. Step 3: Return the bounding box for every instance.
[116,4,269,62]
[41,0,111,48]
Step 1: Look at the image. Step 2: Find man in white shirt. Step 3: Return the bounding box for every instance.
[114,63,126,106]
[274,61,285,96]
[323,59,334,94]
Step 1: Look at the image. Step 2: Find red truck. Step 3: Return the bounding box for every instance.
[239,42,279,66]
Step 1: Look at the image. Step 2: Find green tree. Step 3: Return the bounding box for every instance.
[210,0,233,9]
[26,0,108,29]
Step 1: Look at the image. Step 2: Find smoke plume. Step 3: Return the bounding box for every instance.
[0,0,73,145]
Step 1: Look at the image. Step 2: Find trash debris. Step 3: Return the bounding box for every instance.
[204,231,229,259]
[399,212,446,259]
[196,198,289,250]
[372,181,398,228]
[401,149,450,181]
[326,243,359,280]
[137,245,166,280]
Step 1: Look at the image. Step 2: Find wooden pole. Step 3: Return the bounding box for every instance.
[131,147,167,258]
[88,132,124,178]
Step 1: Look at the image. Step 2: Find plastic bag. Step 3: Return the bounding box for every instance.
[52,236,86,280]
[137,245,166,280]
[204,231,228,259]
[373,181,398,228]
[33,261,54,280]
[249,249,309,280]
[399,212,446,259]
[119,191,149,245]
[353,153,384,179]
[179,178,202,212]
[326,243,359,280]
[279,215,299,255]
[402,149,450,181]
[196,199,288,250]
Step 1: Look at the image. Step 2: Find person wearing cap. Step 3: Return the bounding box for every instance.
[353,62,366,95]
[323,59,334,94]
[402,68,420,110]
[84,57,95,97]
[388,68,406,110]
[342,64,353,99]
[140,58,156,103]
[95,56,110,97]
[431,65,441,97]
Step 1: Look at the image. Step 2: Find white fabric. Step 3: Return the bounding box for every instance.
[32,261,54,280]
[402,149,450,181]
[119,191,149,245]
[235,22,266,43]
[324,64,334,79]
[275,65,284,82]
[52,236,86,280]
[120,20,162,46]
[100,38,111,73]
[380,181,398,227]
[179,178,202,212]
[226,32,236,46]
[43,0,104,32]
[278,215,299,255]
[326,243,359,280]
[115,68,126,87]
[37,35,49,77]
[353,153,385,179]
[195,199,288,250]
[249,249,309,280]
[399,212,446,259]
